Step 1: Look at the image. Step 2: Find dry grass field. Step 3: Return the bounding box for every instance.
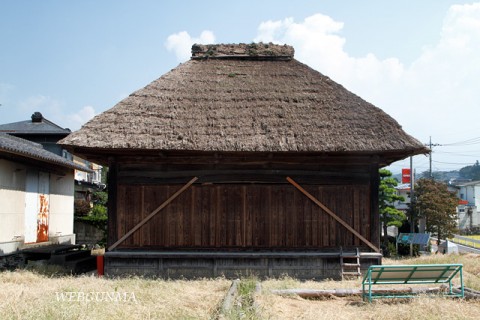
[256,293,480,320]
[0,271,229,320]
[258,253,480,320]
[0,253,479,319]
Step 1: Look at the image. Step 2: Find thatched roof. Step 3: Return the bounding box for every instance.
[60,43,427,162]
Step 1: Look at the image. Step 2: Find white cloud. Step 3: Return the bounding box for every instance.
[66,106,96,130]
[254,14,404,104]
[394,3,480,141]
[162,5,480,171]
[254,6,480,146]
[253,5,480,171]
[16,95,96,131]
[165,30,216,62]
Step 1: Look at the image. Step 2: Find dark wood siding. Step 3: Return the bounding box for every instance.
[115,183,371,249]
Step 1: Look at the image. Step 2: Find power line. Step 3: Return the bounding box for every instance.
[432,160,477,165]
[421,135,480,175]
[442,137,480,146]
[389,135,479,173]
[436,151,480,157]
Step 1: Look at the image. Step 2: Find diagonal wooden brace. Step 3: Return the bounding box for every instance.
[287,177,380,253]
[108,177,198,251]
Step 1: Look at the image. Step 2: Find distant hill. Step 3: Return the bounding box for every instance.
[392,170,459,183]
[392,173,402,182]
[391,160,480,184]
[418,170,460,182]
[458,161,480,181]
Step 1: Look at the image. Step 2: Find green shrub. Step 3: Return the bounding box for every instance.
[387,241,397,257]
[397,243,420,256]
[75,204,107,247]
[92,191,108,206]
[91,204,107,217]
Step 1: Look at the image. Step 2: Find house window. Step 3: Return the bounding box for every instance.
[62,149,73,161]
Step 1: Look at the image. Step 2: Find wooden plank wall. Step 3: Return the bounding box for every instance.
[116,183,371,249]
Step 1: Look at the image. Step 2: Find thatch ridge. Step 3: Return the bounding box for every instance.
[60,43,426,160]
[191,43,294,60]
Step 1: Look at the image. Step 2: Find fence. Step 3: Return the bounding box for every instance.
[451,235,480,249]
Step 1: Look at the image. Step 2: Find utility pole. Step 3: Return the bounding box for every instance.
[427,136,441,179]
[429,136,433,179]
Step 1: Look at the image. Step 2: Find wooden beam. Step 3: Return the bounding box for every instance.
[286,177,380,253]
[117,168,371,185]
[108,177,198,251]
[272,286,445,298]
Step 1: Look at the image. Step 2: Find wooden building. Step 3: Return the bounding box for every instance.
[60,43,427,279]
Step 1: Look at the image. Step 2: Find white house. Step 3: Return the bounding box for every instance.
[0,134,91,256]
[453,181,480,231]
[0,111,104,202]
[394,183,411,212]
[387,183,413,237]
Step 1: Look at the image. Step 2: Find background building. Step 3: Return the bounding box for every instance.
[0,134,90,255]
[451,181,480,232]
[0,112,104,202]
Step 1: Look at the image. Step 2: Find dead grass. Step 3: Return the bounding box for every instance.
[257,254,480,320]
[1,254,479,319]
[90,248,105,256]
[256,294,480,320]
[384,253,480,290]
[0,270,229,320]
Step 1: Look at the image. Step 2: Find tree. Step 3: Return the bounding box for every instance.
[379,169,406,250]
[412,178,458,245]
[459,160,480,180]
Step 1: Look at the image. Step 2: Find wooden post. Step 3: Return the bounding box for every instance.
[106,158,118,249]
[108,177,198,251]
[369,164,380,249]
[287,177,380,253]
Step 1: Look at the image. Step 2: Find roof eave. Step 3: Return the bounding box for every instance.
[379,147,430,167]
[61,145,429,167]
[0,146,93,173]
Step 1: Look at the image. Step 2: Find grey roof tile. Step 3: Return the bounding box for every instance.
[0,112,71,135]
[0,133,92,172]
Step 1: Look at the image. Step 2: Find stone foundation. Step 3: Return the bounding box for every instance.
[104,250,382,280]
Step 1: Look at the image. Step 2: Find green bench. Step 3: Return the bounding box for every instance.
[362,264,464,302]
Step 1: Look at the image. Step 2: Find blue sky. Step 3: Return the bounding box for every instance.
[1,0,480,174]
